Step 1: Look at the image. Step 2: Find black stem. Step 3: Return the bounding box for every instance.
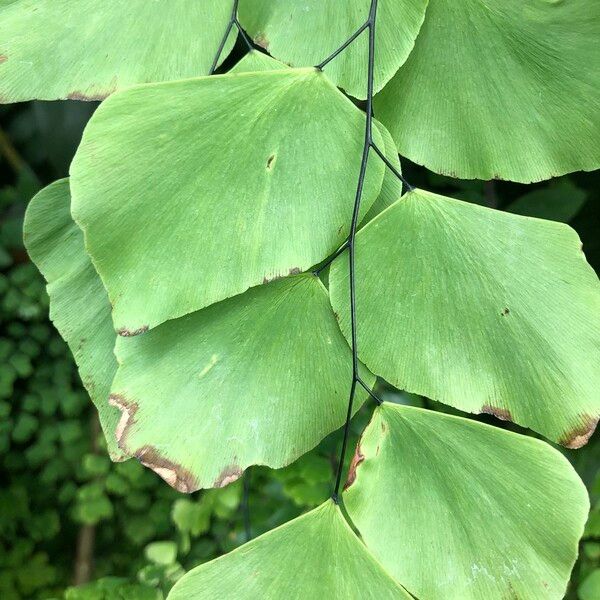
[210,0,244,75]
[371,142,414,192]
[332,0,379,503]
[357,377,383,405]
[234,18,254,53]
[316,21,370,70]
[313,240,349,276]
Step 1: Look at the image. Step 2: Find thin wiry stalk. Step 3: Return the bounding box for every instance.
[208,0,412,507]
[210,0,253,75]
[331,0,380,503]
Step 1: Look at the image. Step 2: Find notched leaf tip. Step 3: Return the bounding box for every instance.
[560,415,599,449]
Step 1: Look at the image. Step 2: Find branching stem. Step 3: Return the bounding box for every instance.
[210,0,253,75]
[330,0,381,504]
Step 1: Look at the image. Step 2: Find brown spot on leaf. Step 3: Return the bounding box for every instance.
[560,415,599,449]
[266,154,275,169]
[67,89,113,101]
[481,404,513,422]
[135,445,198,493]
[109,394,138,444]
[117,325,149,337]
[254,33,269,50]
[344,445,364,490]
[0,55,7,64]
[214,465,243,488]
[501,307,510,316]
[262,267,302,285]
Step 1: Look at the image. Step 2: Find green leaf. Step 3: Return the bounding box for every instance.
[329,189,600,446]
[23,180,124,460]
[230,51,289,74]
[344,403,589,600]
[71,68,385,334]
[375,0,600,182]
[506,179,587,223]
[0,0,235,102]
[361,123,403,225]
[238,0,428,100]
[168,500,410,599]
[579,569,600,600]
[145,541,178,567]
[230,51,402,227]
[110,274,373,492]
[65,577,161,600]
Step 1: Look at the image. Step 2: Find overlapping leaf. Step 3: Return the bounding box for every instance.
[70,68,385,334]
[238,0,429,99]
[230,50,404,226]
[330,189,600,446]
[375,0,600,182]
[168,501,410,599]
[110,274,373,492]
[23,180,123,460]
[0,0,235,102]
[344,403,589,599]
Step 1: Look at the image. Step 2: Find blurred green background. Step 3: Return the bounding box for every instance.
[1,92,599,599]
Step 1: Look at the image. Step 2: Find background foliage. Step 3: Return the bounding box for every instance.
[1,45,599,598]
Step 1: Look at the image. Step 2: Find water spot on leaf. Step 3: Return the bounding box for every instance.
[198,354,219,378]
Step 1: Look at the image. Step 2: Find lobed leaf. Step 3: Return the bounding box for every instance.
[329,189,600,446]
[375,0,600,182]
[0,0,235,102]
[110,274,374,492]
[23,180,124,460]
[344,403,589,600]
[168,500,410,599]
[70,68,385,334]
[238,0,429,100]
